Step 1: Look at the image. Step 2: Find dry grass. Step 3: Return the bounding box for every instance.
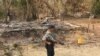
[21,44,100,56]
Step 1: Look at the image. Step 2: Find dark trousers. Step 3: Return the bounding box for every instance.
[45,44,55,56]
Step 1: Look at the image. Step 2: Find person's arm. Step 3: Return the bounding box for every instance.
[42,33,51,45]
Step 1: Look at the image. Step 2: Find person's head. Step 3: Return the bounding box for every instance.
[48,25,55,32]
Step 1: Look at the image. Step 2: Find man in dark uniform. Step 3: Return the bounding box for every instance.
[42,25,56,56]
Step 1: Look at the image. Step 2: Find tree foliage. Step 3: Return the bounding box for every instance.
[92,0,100,15]
[0,0,98,21]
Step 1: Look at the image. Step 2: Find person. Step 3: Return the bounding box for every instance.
[42,25,57,56]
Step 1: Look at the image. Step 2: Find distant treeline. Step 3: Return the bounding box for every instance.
[0,0,100,22]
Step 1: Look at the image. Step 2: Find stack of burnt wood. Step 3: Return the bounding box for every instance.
[0,17,85,37]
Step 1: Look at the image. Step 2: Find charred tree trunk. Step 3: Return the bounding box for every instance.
[25,0,37,21]
[3,0,12,23]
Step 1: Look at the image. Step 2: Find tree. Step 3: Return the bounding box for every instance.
[92,0,100,15]
[3,0,12,23]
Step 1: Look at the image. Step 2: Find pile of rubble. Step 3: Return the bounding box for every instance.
[0,19,82,36]
[0,19,87,46]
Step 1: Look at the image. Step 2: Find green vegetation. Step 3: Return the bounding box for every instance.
[0,7,5,19]
[92,0,100,15]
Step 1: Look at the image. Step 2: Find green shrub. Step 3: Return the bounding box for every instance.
[92,0,100,15]
[0,11,4,18]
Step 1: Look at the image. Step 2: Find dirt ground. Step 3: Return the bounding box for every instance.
[22,43,100,56]
[0,19,100,56]
[66,18,100,36]
[22,18,100,56]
